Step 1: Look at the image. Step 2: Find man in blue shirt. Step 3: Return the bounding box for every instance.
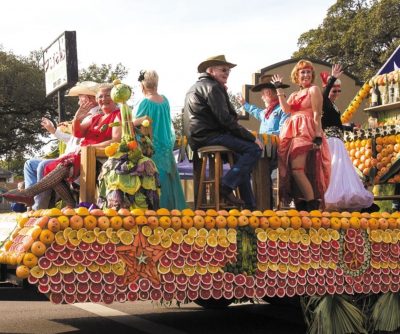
[237,74,290,207]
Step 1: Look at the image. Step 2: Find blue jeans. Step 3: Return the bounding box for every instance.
[205,134,262,209]
[24,158,55,210]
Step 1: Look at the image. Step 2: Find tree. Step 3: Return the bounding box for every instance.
[79,63,128,83]
[293,0,400,81]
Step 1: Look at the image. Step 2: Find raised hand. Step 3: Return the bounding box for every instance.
[332,64,343,79]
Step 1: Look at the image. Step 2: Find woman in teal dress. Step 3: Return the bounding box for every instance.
[135,70,187,210]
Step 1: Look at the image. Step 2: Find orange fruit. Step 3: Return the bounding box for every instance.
[181,216,194,229]
[193,215,205,229]
[16,265,30,279]
[215,215,227,229]
[110,216,123,230]
[268,216,281,229]
[39,229,55,245]
[248,216,260,229]
[30,241,46,257]
[369,218,379,230]
[290,216,302,230]
[22,253,38,268]
[226,216,238,228]
[204,216,215,230]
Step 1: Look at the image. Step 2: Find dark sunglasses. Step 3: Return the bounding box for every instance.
[332,89,341,93]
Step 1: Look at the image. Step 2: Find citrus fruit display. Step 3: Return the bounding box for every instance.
[1,206,400,318]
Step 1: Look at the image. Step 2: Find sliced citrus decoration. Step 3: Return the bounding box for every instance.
[370,230,382,242]
[207,265,219,274]
[382,231,392,243]
[217,236,229,248]
[160,236,172,249]
[30,265,45,278]
[289,230,301,243]
[63,227,72,240]
[141,226,153,237]
[100,263,112,274]
[187,227,198,238]
[170,265,182,275]
[278,231,289,242]
[257,262,268,272]
[148,234,161,246]
[257,231,268,242]
[73,264,85,274]
[198,228,208,238]
[81,231,96,243]
[300,234,310,246]
[110,232,120,244]
[278,263,288,273]
[329,229,340,240]
[267,229,279,241]
[59,264,73,274]
[196,265,208,275]
[55,231,67,245]
[227,232,236,244]
[93,227,101,237]
[97,231,109,245]
[130,225,139,235]
[194,236,207,248]
[183,234,194,245]
[46,266,59,276]
[119,231,133,245]
[153,227,164,237]
[171,231,184,244]
[206,235,218,247]
[183,265,196,276]
[310,233,322,245]
[157,263,170,274]
[106,227,114,239]
[112,262,125,276]
[77,228,87,240]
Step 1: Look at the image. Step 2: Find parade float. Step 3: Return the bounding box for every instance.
[2,76,400,334]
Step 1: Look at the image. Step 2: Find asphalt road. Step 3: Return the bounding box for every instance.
[0,286,306,334]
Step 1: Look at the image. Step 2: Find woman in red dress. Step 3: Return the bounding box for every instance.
[2,84,121,208]
[272,60,331,211]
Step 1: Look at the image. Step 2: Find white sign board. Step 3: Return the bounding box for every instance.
[43,33,68,95]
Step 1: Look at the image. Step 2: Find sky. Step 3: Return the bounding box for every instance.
[1,0,336,115]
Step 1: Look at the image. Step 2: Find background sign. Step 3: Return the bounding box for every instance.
[43,31,78,96]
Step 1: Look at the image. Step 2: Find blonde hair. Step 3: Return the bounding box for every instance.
[291,60,315,85]
[141,70,159,90]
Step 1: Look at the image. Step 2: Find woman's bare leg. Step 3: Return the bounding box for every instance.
[290,153,314,201]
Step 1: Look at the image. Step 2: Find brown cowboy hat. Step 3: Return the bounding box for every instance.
[197,55,236,73]
[251,74,290,92]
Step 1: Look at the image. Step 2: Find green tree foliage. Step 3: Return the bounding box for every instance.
[293,0,400,81]
[79,63,128,83]
[0,49,58,158]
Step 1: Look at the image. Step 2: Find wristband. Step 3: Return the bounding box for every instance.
[313,136,322,146]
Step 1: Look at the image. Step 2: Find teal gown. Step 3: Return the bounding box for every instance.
[135,96,187,210]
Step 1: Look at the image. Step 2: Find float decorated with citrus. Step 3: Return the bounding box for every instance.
[1,206,400,332]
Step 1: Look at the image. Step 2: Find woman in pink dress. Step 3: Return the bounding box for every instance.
[272,60,331,211]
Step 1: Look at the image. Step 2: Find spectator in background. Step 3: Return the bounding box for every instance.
[184,54,262,210]
[321,64,376,212]
[272,60,331,211]
[135,70,186,210]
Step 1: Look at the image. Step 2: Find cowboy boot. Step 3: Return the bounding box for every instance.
[2,164,70,207]
[54,181,76,208]
[295,200,307,211]
[307,199,321,211]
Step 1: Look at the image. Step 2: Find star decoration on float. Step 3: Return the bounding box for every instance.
[116,230,166,284]
[136,252,148,265]
[370,128,377,137]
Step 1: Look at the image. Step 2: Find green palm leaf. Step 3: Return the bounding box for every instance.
[371,292,400,332]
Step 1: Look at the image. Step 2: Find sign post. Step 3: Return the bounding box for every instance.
[43,31,78,121]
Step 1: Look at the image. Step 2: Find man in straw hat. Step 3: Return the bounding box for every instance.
[237,73,290,208]
[184,55,263,209]
[21,81,101,210]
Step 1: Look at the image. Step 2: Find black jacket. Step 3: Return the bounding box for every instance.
[321,76,343,131]
[184,73,255,150]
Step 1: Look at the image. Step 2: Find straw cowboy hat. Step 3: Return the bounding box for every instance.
[66,81,99,96]
[251,74,290,92]
[197,55,236,73]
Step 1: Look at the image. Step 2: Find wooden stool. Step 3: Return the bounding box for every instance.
[195,145,241,210]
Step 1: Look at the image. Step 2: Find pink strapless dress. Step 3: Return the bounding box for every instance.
[278,88,331,206]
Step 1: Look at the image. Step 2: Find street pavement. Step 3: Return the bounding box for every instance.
[0,287,306,334]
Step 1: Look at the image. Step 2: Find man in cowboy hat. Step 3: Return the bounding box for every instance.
[237,73,290,207]
[184,55,263,209]
[22,81,101,210]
